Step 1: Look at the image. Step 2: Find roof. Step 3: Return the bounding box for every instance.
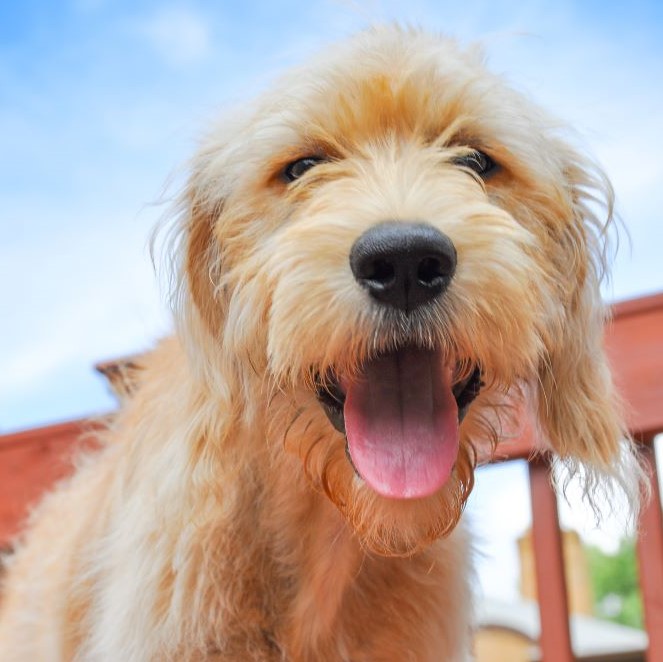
[477,597,648,661]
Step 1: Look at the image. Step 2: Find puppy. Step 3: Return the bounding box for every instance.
[0,25,642,661]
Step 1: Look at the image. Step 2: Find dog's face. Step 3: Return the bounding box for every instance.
[179,27,632,556]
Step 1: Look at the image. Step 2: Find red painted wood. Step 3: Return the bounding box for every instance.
[612,292,663,319]
[636,436,663,662]
[488,292,663,464]
[607,293,663,437]
[0,419,103,547]
[530,459,575,662]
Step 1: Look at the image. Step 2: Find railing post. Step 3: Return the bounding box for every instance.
[529,458,575,662]
[636,434,663,662]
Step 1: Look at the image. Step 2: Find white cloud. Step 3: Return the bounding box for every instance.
[136,7,213,67]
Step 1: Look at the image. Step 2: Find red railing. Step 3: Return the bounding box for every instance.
[1,292,662,661]
[490,292,663,661]
[0,419,103,548]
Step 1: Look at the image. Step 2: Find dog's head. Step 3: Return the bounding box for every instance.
[175,26,640,555]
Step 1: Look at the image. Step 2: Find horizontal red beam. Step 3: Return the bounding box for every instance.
[0,418,103,546]
[607,292,663,437]
[488,292,663,463]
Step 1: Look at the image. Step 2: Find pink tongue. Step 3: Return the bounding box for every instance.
[344,347,459,499]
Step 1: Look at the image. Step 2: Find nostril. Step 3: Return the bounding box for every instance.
[417,256,446,286]
[364,258,395,289]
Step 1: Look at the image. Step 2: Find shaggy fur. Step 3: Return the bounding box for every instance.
[0,26,643,661]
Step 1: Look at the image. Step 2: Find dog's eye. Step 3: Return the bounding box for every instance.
[283,157,324,182]
[453,150,497,178]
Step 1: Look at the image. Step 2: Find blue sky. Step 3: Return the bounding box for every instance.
[2,0,662,432]
[1,1,662,600]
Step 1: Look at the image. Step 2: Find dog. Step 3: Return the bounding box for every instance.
[0,25,644,661]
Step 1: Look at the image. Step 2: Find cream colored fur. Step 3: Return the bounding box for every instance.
[0,26,643,661]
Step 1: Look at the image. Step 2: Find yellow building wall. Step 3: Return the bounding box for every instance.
[474,628,532,662]
[518,528,594,615]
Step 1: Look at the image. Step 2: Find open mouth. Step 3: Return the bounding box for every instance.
[315,347,482,500]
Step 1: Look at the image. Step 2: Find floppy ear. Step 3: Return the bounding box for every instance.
[535,149,637,493]
[537,270,622,467]
[183,190,225,339]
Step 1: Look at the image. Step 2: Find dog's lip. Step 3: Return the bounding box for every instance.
[314,358,483,437]
[315,376,347,434]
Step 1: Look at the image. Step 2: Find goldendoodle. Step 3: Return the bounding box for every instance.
[0,25,642,661]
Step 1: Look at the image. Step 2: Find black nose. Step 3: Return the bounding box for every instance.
[350,222,456,313]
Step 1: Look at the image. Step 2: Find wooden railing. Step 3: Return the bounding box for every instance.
[1,292,662,661]
[0,419,103,549]
[489,292,663,661]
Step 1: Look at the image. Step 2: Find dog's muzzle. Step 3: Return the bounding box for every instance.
[350,221,456,314]
[311,223,475,499]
